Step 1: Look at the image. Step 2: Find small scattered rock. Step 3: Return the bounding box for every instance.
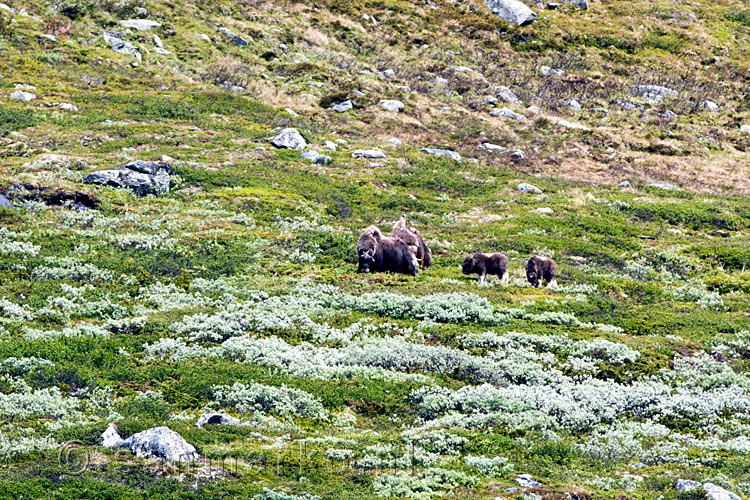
[324,141,337,151]
[419,147,462,162]
[218,27,249,46]
[119,19,161,31]
[660,110,678,120]
[557,120,590,131]
[380,99,404,112]
[101,423,124,448]
[509,149,525,162]
[121,426,199,462]
[308,81,325,88]
[453,66,473,73]
[271,128,307,150]
[648,183,680,191]
[10,90,36,101]
[616,180,631,188]
[740,125,750,133]
[55,103,78,112]
[102,32,141,62]
[435,76,449,86]
[527,105,542,114]
[0,193,13,208]
[517,182,542,194]
[196,413,240,428]
[536,207,554,214]
[301,149,332,165]
[352,149,387,159]
[380,69,396,79]
[539,66,565,77]
[395,85,411,93]
[676,479,701,493]
[630,85,678,100]
[483,95,499,106]
[490,106,527,122]
[492,85,522,105]
[485,0,537,26]
[14,83,36,90]
[565,97,582,112]
[284,108,299,117]
[516,473,543,488]
[699,100,719,113]
[330,99,353,113]
[387,138,402,146]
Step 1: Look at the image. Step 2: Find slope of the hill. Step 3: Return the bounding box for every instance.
[1,0,750,499]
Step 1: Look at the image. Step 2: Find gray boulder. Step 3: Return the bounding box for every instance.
[83,160,173,196]
[630,85,678,100]
[101,423,124,448]
[517,182,542,194]
[120,426,199,462]
[301,150,333,165]
[565,98,582,112]
[330,99,353,113]
[9,90,36,101]
[102,32,141,62]
[557,120,590,131]
[703,483,741,500]
[419,147,463,162]
[0,193,11,208]
[271,128,307,150]
[218,27,249,46]
[676,480,701,493]
[490,107,527,122]
[616,180,631,188]
[516,473,543,488]
[539,66,565,77]
[565,0,588,8]
[648,183,680,191]
[740,125,750,133]
[196,413,240,428]
[485,0,537,25]
[352,149,386,159]
[699,100,719,113]
[119,19,161,31]
[380,99,404,112]
[493,86,522,105]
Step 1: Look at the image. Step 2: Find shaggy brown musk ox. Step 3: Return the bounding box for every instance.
[461,252,509,282]
[390,216,432,268]
[356,225,419,276]
[526,255,557,287]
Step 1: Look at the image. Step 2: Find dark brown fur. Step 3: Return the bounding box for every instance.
[391,217,432,268]
[462,252,508,282]
[526,255,557,287]
[357,226,419,276]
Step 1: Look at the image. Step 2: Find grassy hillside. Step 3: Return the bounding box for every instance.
[1,0,750,499]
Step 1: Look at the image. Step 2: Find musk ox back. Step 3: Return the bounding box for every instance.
[391,217,432,268]
[462,252,508,282]
[357,226,419,276]
[526,255,557,287]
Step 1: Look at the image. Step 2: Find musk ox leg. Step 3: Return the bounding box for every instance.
[500,271,509,283]
[479,273,486,283]
[547,278,557,288]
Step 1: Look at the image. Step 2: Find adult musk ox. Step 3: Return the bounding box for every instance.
[391,216,432,268]
[357,226,419,276]
[462,252,508,282]
[526,255,557,287]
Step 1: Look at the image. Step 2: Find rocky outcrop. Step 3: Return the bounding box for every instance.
[271,128,307,150]
[485,0,537,25]
[120,426,199,462]
[419,147,463,162]
[83,160,174,196]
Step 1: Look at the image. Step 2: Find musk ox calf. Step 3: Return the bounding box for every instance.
[357,226,419,276]
[462,252,508,282]
[526,255,557,287]
[391,216,432,268]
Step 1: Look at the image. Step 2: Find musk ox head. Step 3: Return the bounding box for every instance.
[526,259,539,287]
[357,228,379,273]
[462,255,476,275]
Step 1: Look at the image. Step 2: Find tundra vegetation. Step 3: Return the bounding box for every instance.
[0,0,750,499]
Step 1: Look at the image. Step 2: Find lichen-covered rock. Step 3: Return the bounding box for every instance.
[517,182,542,194]
[352,149,387,159]
[218,27,249,46]
[676,479,701,492]
[119,19,161,31]
[10,90,36,101]
[271,128,307,150]
[329,99,353,113]
[380,99,404,112]
[100,423,123,448]
[485,0,537,26]
[83,160,173,196]
[703,483,741,500]
[120,426,199,462]
[516,473,543,488]
[490,106,528,122]
[102,32,141,62]
[419,147,463,162]
[301,150,333,165]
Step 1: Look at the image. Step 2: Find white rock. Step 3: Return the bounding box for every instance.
[419,147,462,162]
[556,120,590,131]
[387,138,402,146]
[630,85,678,100]
[699,100,719,112]
[484,95,499,105]
[55,103,78,111]
[330,99,353,113]
[308,81,325,88]
[100,423,123,448]
[616,180,630,188]
[10,90,36,101]
[485,0,537,26]
[284,107,299,117]
[395,85,411,93]
[301,149,332,165]
[196,413,240,428]
[271,128,307,150]
[703,483,741,500]
[527,105,542,114]
[539,66,565,77]
[380,99,404,112]
[14,83,36,90]
[740,125,750,133]
[119,19,162,31]
[352,149,386,159]
[676,480,701,492]
[493,85,522,105]
[152,34,163,48]
[481,142,507,152]
[435,76,449,86]
[535,207,554,214]
[648,183,680,191]
[453,66,473,73]
[565,98,582,111]
[218,27,249,46]
[380,69,395,79]
[121,426,199,462]
[517,182,542,194]
[200,33,212,42]
[324,141,337,151]
[102,33,141,62]
[516,473,543,488]
[490,106,527,122]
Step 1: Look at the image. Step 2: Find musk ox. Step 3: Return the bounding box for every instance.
[462,252,509,282]
[391,216,432,268]
[526,255,557,287]
[357,225,419,276]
